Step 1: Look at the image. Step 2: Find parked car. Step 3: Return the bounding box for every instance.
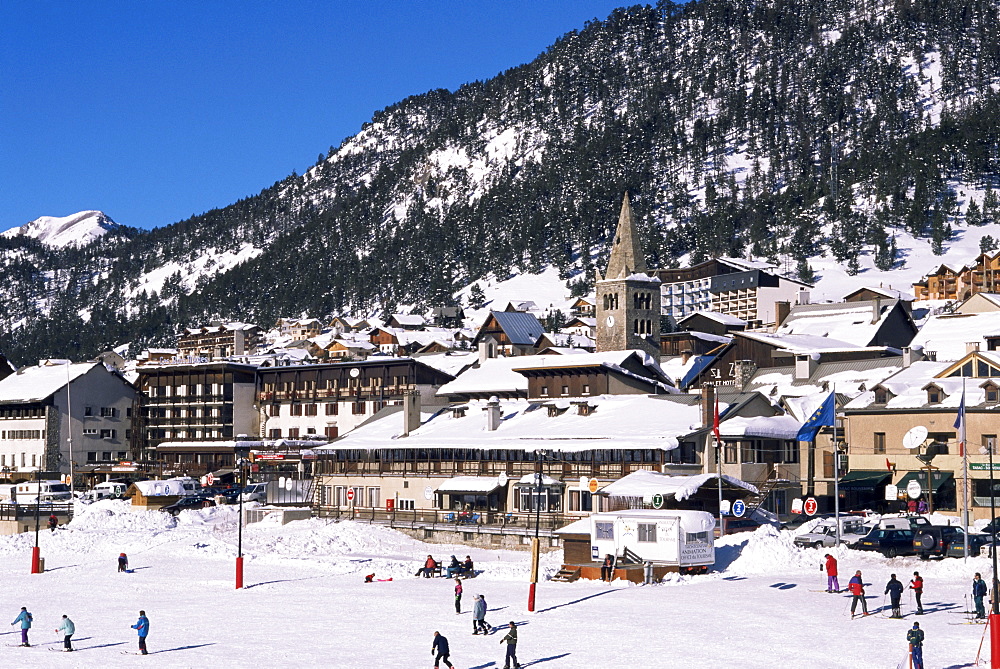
[240,483,268,504]
[979,519,1000,537]
[793,517,868,549]
[913,526,992,559]
[203,486,242,504]
[715,517,762,537]
[161,495,216,516]
[855,527,917,558]
[782,513,837,531]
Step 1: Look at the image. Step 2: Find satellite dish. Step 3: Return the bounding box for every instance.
[903,426,929,449]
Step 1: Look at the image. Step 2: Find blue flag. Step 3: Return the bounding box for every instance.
[796,393,836,442]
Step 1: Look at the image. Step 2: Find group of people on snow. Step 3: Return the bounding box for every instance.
[431,621,520,669]
[9,606,148,654]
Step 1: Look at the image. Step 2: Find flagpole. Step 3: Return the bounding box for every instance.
[715,392,724,539]
[834,388,840,549]
[962,378,969,560]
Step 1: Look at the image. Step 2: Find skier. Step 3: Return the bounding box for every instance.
[973,573,988,620]
[118,552,129,572]
[500,621,520,669]
[446,555,462,578]
[431,631,454,669]
[48,514,57,532]
[824,554,839,592]
[473,594,491,634]
[454,577,463,614]
[910,571,925,614]
[885,574,904,618]
[907,622,925,669]
[849,570,869,617]
[10,606,32,646]
[56,614,75,652]
[131,610,149,655]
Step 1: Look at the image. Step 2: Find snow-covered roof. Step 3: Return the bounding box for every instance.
[437,357,530,396]
[316,395,704,453]
[678,311,747,327]
[0,361,97,403]
[717,414,802,440]
[597,469,758,502]
[845,286,914,301]
[737,330,890,354]
[515,473,562,486]
[775,300,899,347]
[744,358,905,401]
[390,314,426,326]
[911,312,1000,361]
[435,476,502,493]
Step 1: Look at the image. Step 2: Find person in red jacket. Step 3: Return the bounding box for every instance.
[824,554,839,592]
[849,570,869,616]
[910,571,925,614]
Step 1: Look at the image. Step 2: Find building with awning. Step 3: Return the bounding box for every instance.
[435,476,507,513]
[838,470,892,512]
[594,469,759,516]
[894,470,955,510]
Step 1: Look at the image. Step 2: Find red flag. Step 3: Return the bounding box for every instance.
[886,458,892,472]
[713,394,721,442]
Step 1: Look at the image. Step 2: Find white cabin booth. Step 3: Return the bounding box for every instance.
[590,509,715,577]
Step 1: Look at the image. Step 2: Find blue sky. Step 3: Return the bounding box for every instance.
[0,1,627,233]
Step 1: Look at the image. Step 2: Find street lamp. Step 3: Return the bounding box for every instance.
[234,439,252,590]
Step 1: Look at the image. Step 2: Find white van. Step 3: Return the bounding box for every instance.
[15,480,73,503]
[88,481,128,501]
[240,483,268,503]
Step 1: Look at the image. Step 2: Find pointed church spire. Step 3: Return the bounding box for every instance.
[604,192,647,279]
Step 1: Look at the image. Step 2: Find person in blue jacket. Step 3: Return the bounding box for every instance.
[431,631,454,669]
[131,610,149,655]
[974,573,989,620]
[10,606,32,646]
[907,622,925,669]
[56,615,75,652]
[885,574,904,618]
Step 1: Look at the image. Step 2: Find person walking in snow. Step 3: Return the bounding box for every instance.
[885,574,904,618]
[431,631,454,669]
[454,578,463,614]
[910,571,925,614]
[56,614,75,652]
[131,610,149,655]
[500,621,520,669]
[10,606,32,646]
[907,622,925,669]
[849,570,868,617]
[473,594,491,634]
[118,552,129,572]
[974,573,988,619]
[824,554,839,592]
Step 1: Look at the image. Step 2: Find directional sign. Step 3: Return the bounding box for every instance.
[732,499,746,518]
[791,498,804,514]
[652,493,664,509]
[588,478,600,494]
[907,480,922,500]
[346,488,355,503]
[804,497,818,516]
[884,484,899,501]
[205,473,215,486]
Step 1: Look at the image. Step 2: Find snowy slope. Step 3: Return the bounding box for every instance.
[1,210,120,248]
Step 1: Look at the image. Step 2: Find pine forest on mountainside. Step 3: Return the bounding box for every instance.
[2,0,1000,365]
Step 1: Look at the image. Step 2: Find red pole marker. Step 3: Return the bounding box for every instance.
[236,556,244,589]
[30,546,40,574]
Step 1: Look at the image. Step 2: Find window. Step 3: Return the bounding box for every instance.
[724,443,738,464]
[82,428,98,436]
[268,429,281,439]
[325,426,339,439]
[86,452,97,462]
[288,428,300,439]
[367,487,380,508]
[561,385,569,396]
[985,435,998,455]
[928,389,940,403]
[290,404,303,417]
[305,404,318,416]
[325,403,338,415]
[397,498,415,511]
[100,429,117,439]
[988,388,999,404]
[686,531,709,543]
[874,433,886,454]
[874,388,888,404]
[582,384,591,395]
[84,406,93,417]
[595,522,614,541]
[540,386,549,397]
[102,451,112,461]
[352,401,366,415]
[117,452,128,460]
[638,523,657,543]
[100,407,117,417]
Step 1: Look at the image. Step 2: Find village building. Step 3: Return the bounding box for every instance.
[0,360,136,482]
[912,253,1000,301]
[774,298,917,349]
[175,322,262,360]
[472,311,545,357]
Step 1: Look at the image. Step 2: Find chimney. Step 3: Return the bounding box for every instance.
[402,390,421,436]
[484,396,502,431]
[795,353,819,380]
[902,346,924,368]
[798,288,810,305]
[871,298,882,324]
[478,337,497,364]
[680,348,693,365]
[967,341,981,355]
[701,384,716,428]
[775,301,791,327]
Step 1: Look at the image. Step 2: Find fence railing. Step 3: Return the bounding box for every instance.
[0,503,74,522]
[312,506,577,534]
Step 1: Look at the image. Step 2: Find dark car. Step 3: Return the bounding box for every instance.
[855,527,916,558]
[913,526,993,559]
[714,517,762,537]
[161,495,216,516]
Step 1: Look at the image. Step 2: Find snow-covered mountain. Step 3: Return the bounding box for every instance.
[2,210,121,248]
[2,0,1000,364]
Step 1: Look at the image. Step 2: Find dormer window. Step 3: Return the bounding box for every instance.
[928,388,941,404]
[874,387,888,405]
[988,388,999,404]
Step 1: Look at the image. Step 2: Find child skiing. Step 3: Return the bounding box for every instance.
[131,610,149,655]
[885,574,904,618]
[56,615,75,652]
[454,577,463,614]
[431,631,454,669]
[500,621,520,669]
[824,554,839,592]
[849,570,869,617]
[910,571,925,614]
[907,622,925,669]
[10,606,32,646]
[118,552,128,572]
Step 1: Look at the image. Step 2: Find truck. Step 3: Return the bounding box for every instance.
[87,481,129,501]
[589,509,716,574]
[14,480,73,504]
[793,516,869,549]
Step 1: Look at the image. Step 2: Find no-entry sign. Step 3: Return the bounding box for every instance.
[804,497,818,516]
[346,488,355,503]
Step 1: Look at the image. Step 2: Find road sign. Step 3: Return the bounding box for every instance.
[205,473,215,486]
[652,493,664,509]
[423,486,434,500]
[804,497,818,516]
[884,484,898,501]
[732,499,746,518]
[906,480,922,500]
[791,498,804,514]
[720,499,731,516]
[588,478,599,494]
[346,488,355,502]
